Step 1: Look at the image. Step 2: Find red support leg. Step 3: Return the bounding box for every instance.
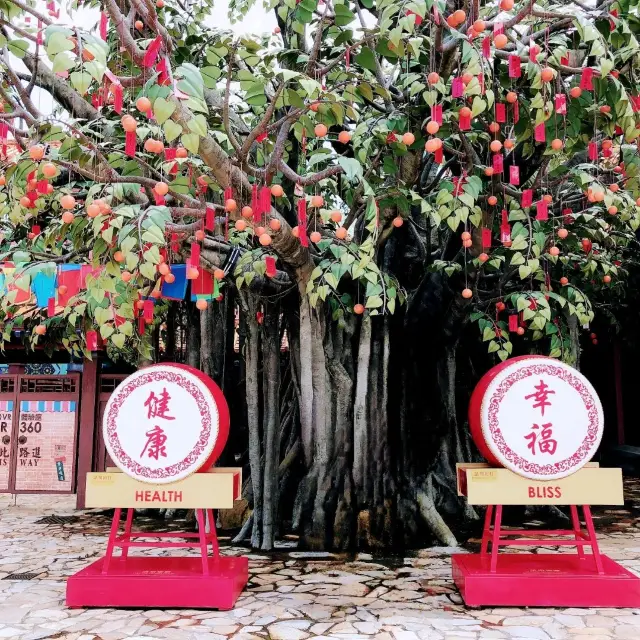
[582,505,605,574]
[570,505,585,560]
[196,509,210,575]
[481,505,494,556]
[121,509,134,559]
[102,508,122,574]
[490,505,503,573]
[207,509,220,558]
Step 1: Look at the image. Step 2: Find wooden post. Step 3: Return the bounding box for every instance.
[76,355,99,509]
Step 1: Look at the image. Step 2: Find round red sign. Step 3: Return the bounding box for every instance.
[103,363,229,484]
[469,356,604,480]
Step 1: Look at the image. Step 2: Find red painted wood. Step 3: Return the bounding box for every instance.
[452,553,640,607]
[468,355,538,466]
[66,556,248,609]
[76,357,99,509]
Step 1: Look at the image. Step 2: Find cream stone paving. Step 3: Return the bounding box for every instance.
[2,493,640,639]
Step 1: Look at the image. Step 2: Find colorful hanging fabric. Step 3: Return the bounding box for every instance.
[31,271,57,307]
[536,200,549,221]
[297,198,309,247]
[57,265,82,306]
[143,36,163,68]
[191,268,214,301]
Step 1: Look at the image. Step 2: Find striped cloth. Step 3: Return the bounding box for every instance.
[0,400,14,411]
[20,400,76,412]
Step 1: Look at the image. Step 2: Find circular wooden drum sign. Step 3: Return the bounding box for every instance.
[469,356,604,480]
[103,363,230,484]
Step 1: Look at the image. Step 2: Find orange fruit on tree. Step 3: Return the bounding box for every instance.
[402,132,415,146]
[557,228,568,239]
[600,105,611,114]
[113,250,125,262]
[271,184,284,197]
[195,229,205,240]
[42,163,57,178]
[135,19,144,29]
[20,196,31,208]
[186,267,199,280]
[154,181,169,196]
[517,326,525,335]
[472,20,485,32]
[479,253,489,262]
[459,106,472,118]
[86,204,100,218]
[500,0,514,9]
[485,167,494,176]
[310,195,324,207]
[158,262,170,275]
[46,183,54,194]
[608,206,618,215]
[540,68,554,82]
[29,145,44,161]
[225,198,237,211]
[60,194,76,209]
[336,227,348,240]
[425,138,442,153]
[610,183,619,192]
[314,123,328,137]
[164,273,176,284]
[34,324,46,336]
[543,194,553,203]
[603,275,612,283]
[122,271,132,283]
[570,86,582,99]
[392,216,404,227]
[61,211,74,224]
[330,210,342,223]
[310,231,322,243]
[549,246,560,256]
[461,231,471,241]
[504,139,515,150]
[136,96,152,112]
[310,102,320,112]
[490,140,502,153]
[196,299,208,310]
[255,226,266,236]
[427,72,440,85]
[461,288,473,299]
[463,238,472,248]
[175,147,188,159]
[121,114,137,131]
[560,276,569,285]
[269,218,281,231]
[354,303,365,315]
[259,233,272,246]
[426,121,440,135]
[338,131,352,144]
[551,138,563,150]
[494,34,508,49]
[58,285,68,295]
[506,91,518,104]
[488,122,500,133]
[488,195,498,206]
[214,268,225,279]
[156,0,164,7]
[235,219,247,231]
[452,9,466,25]
[242,206,253,218]
[291,225,300,237]
[0,176,5,186]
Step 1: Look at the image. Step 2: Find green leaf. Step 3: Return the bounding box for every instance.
[181,133,200,154]
[187,114,208,137]
[70,71,93,96]
[201,66,222,88]
[46,32,74,56]
[163,120,182,142]
[365,295,383,308]
[176,63,204,99]
[355,47,378,71]
[337,157,363,181]
[140,262,157,280]
[100,325,115,339]
[7,39,28,58]
[334,4,355,26]
[51,51,75,73]
[153,97,176,125]
[111,333,126,348]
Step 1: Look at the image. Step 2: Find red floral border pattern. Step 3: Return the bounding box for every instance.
[106,370,215,480]
[485,362,601,476]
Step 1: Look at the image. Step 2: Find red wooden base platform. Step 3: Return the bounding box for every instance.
[66,507,248,609]
[452,553,640,607]
[67,555,248,609]
[452,504,640,607]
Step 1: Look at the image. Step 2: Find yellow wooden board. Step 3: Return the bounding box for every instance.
[457,465,622,506]
[85,468,242,509]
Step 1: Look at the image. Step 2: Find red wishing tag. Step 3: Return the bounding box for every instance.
[555,94,567,115]
[482,37,491,59]
[205,206,215,231]
[536,200,549,221]
[534,122,546,143]
[509,314,519,332]
[509,165,520,186]
[495,103,506,123]
[265,256,277,278]
[432,104,443,124]
[493,153,504,173]
[452,77,464,98]
[86,330,98,351]
[509,55,521,78]
[588,140,598,161]
[459,113,471,130]
[512,100,519,123]
[435,147,444,163]
[482,227,492,249]
[521,189,533,208]
[580,67,594,91]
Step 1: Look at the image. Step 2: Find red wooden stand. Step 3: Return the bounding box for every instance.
[452,504,640,607]
[67,507,248,609]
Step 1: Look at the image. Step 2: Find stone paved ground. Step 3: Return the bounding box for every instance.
[3,483,640,640]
